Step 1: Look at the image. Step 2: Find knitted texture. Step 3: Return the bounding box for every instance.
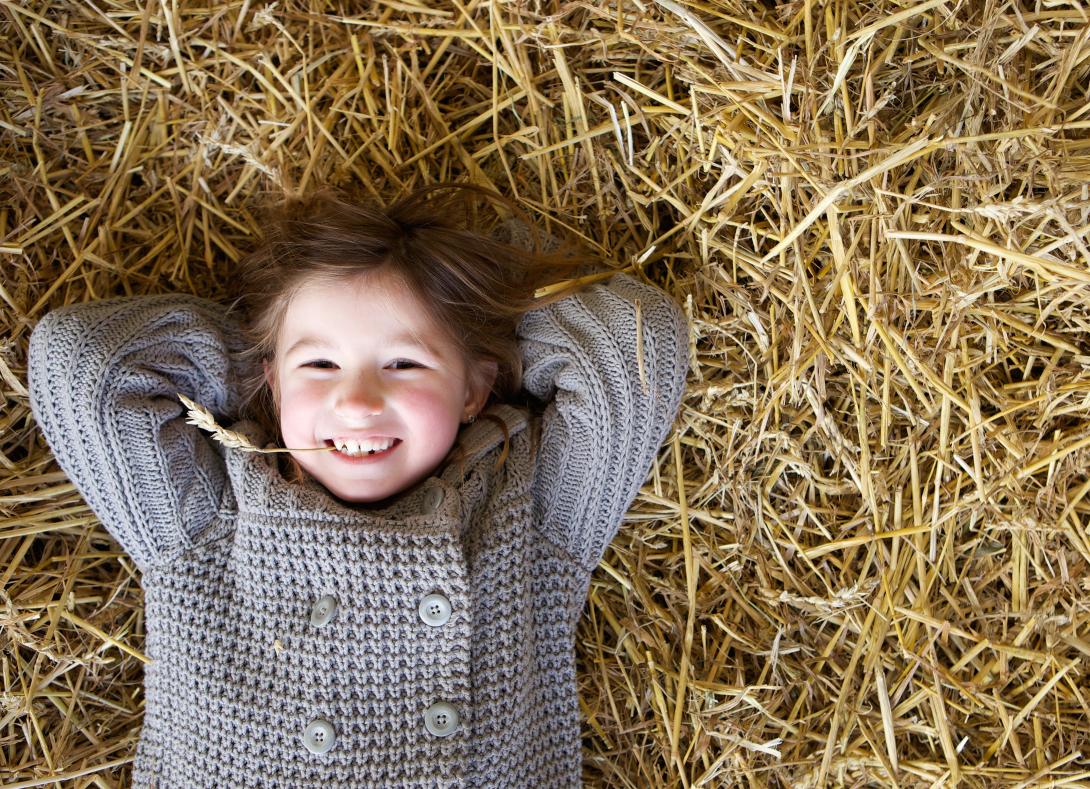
[27,273,688,788]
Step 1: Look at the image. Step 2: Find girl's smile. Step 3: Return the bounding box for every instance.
[327,436,401,456]
[266,271,495,503]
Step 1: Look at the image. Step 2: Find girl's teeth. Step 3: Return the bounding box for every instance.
[335,438,395,456]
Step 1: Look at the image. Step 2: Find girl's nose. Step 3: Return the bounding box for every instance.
[333,376,384,420]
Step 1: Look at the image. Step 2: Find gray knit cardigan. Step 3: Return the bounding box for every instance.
[27,272,688,788]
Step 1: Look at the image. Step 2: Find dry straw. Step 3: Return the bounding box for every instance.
[4,0,1090,787]
[177,392,332,453]
[177,392,265,451]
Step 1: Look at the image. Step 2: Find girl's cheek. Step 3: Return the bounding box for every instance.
[405,384,463,428]
[282,374,325,400]
[279,379,327,421]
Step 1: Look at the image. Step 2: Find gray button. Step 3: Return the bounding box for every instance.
[418,593,452,627]
[310,595,338,627]
[424,702,459,737]
[303,719,336,754]
[423,486,445,514]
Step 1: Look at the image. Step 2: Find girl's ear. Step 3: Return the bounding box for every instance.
[467,360,498,413]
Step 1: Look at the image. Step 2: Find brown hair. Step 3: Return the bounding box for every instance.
[228,184,598,476]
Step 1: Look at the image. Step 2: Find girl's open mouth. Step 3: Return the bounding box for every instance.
[324,438,402,460]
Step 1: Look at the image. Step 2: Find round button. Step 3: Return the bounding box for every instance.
[423,486,445,514]
[310,595,338,627]
[303,719,336,754]
[418,593,452,627]
[424,702,459,737]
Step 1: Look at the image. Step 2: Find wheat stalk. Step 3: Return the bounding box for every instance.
[177,393,334,453]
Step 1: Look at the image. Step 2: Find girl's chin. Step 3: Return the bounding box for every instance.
[309,456,413,503]
[318,472,401,503]
[332,489,395,505]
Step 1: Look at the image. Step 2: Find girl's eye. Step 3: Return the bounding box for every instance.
[389,359,422,370]
[303,360,337,369]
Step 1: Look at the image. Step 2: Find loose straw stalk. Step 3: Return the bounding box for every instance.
[177,393,333,453]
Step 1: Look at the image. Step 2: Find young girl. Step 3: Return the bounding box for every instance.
[27,186,688,787]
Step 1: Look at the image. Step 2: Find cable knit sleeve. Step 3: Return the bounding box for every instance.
[27,295,246,574]
[518,272,688,571]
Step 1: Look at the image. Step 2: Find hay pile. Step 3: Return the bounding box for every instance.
[4,1,1090,785]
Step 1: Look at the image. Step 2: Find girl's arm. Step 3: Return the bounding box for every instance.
[27,295,247,573]
[518,272,688,570]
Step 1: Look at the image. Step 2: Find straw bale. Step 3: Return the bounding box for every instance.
[3,0,1090,786]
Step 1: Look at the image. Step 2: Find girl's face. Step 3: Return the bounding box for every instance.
[265,271,495,504]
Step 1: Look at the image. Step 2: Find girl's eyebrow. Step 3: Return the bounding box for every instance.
[397,334,441,356]
[285,333,439,357]
[285,336,330,356]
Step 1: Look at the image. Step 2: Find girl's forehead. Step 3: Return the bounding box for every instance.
[290,269,412,308]
[278,271,449,353]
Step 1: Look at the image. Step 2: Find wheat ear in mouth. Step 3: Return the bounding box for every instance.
[177,393,335,453]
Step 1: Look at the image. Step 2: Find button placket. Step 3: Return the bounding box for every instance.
[416,491,464,745]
